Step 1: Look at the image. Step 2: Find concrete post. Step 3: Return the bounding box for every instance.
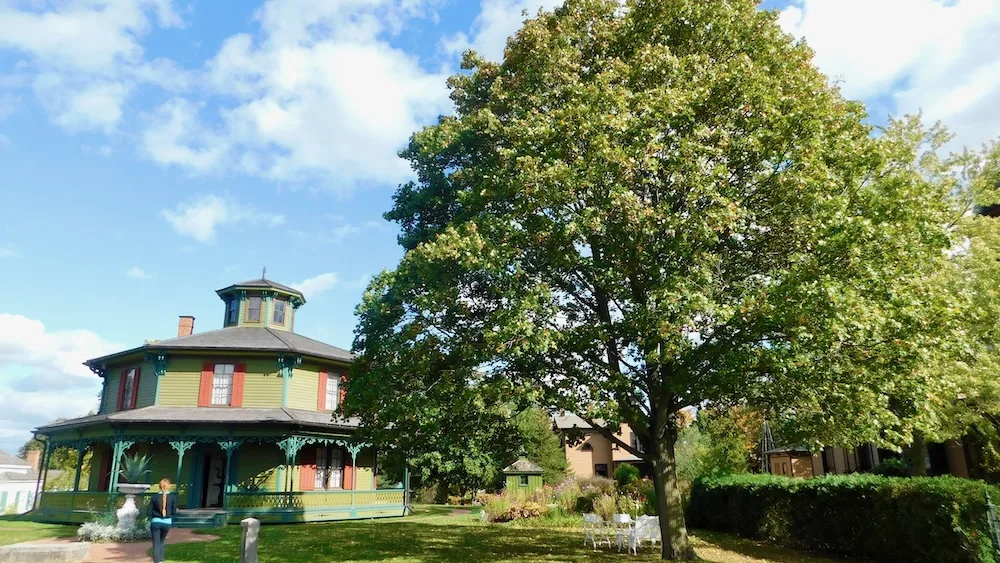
[240,518,260,563]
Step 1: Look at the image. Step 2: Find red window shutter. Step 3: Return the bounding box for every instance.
[343,448,354,490]
[317,371,328,411]
[231,363,246,407]
[115,370,127,411]
[97,445,111,491]
[198,362,214,407]
[339,373,348,407]
[130,367,141,409]
[299,446,316,491]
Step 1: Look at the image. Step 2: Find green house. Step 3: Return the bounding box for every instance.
[503,459,544,495]
[32,278,406,526]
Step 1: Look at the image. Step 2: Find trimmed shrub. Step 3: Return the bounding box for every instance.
[688,473,998,563]
[614,463,641,488]
[870,458,908,477]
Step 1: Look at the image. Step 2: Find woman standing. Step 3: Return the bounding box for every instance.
[148,477,178,563]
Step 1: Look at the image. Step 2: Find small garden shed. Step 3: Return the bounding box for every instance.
[503,459,543,495]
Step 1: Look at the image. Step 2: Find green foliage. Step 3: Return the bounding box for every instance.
[689,474,997,563]
[514,408,568,485]
[614,463,640,488]
[592,494,617,521]
[118,453,152,484]
[353,0,965,556]
[870,458,908,477]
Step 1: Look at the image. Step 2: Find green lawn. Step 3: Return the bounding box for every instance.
[163,505,852,563]
[0,519,77,546]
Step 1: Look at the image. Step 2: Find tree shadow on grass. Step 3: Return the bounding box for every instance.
[691,530,858,563]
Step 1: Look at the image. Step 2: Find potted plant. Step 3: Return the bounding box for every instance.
[115,453,153,531]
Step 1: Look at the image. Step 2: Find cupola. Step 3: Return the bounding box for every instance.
[215,275,305,332]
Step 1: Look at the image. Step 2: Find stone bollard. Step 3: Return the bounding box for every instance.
[240,518,260,563]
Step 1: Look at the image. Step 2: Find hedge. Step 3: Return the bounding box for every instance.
[688,473,999,563]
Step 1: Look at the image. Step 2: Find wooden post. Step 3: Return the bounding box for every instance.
[32,439,50,511]
[72,444,85,492]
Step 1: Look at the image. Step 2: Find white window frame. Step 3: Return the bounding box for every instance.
[315,446,344,490]
[121,368,137,410]
[325,373,341,411]
[212,363,235,406]
[273,299,286,324]
[247,296,262,322]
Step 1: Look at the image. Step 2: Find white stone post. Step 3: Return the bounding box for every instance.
[241,518,260,563]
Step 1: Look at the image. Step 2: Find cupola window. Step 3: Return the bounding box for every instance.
[247,296,262,322]
[273,299,286,324]
[227,299,239,324]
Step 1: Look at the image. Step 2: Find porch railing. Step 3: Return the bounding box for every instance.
[225,489,404,511]
[37,488,405,514]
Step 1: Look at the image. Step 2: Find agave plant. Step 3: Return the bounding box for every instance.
[118,453,153,484]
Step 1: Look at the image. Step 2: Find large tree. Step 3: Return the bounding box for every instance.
[349,0,956,558]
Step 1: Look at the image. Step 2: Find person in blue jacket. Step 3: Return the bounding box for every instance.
[148,477,178,563]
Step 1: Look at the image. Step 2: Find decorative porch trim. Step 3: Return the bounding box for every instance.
[277,355,303,407]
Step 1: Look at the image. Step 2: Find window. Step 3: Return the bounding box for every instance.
[595,464,608,478]
[247,297,262,322]
[227,299,239,323]
[315,446,344,489]
[325,373,341,410]
[519,475,529,486]
[580,443,593,452]
[120,368,137,410]
[212,364,235,405]
[630,432,644,453]
[273,299,286,324]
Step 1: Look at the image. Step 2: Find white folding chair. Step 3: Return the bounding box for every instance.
[583,513,604,549]
[612,513,634,552]
[628,515,661,554]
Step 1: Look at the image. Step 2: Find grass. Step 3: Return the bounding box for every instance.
[162,505,854,563]
[0,519,77,546]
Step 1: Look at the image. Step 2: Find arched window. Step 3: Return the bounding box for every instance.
[581,443,593,452]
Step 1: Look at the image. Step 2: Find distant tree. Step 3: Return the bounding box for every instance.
[514,407,568,485]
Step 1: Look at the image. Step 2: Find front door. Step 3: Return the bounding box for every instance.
[201,452,227,508]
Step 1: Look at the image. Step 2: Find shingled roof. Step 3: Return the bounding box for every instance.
[85,326,353,367]
[216,278,305,301]
[503,458,544,474]
[35,406,359,433]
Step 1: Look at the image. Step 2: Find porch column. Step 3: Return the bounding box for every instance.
[277,437,306,495]
[403,457,411,515]
[32,438,51,511]
[109,440,136,491]
[347,444,363,491]
[169,440,196,496]
[219,441,241,509]
[72,442,86,492]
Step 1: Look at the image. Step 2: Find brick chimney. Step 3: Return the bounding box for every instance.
[177,316,195,337]
[25,448,41,471]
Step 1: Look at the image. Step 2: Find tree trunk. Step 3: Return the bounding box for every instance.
[651,430,696,560]
[904,431,928,476]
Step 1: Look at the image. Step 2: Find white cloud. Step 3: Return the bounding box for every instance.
[160,194,286,243]
[441,0,563,62]
[0,247,16,258]
[124,266,155,280]
[142,0,453,189]
[292,273,340,299]
[0,0,185,133]
[0,314,121,451]
[779,0,1000,150]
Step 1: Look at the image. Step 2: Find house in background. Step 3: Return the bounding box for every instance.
[31,277,405,527]
[553,414,648,479]
[0,450,46,514]
[766,439,973,478]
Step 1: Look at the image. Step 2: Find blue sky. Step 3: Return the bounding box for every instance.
[0,0,998,454]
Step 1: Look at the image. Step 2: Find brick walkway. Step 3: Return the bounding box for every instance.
[27,528,219,562]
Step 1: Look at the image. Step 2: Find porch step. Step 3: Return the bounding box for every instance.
[173,509,227,529]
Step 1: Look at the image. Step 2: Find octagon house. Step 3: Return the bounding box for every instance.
[32,278,404,527]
